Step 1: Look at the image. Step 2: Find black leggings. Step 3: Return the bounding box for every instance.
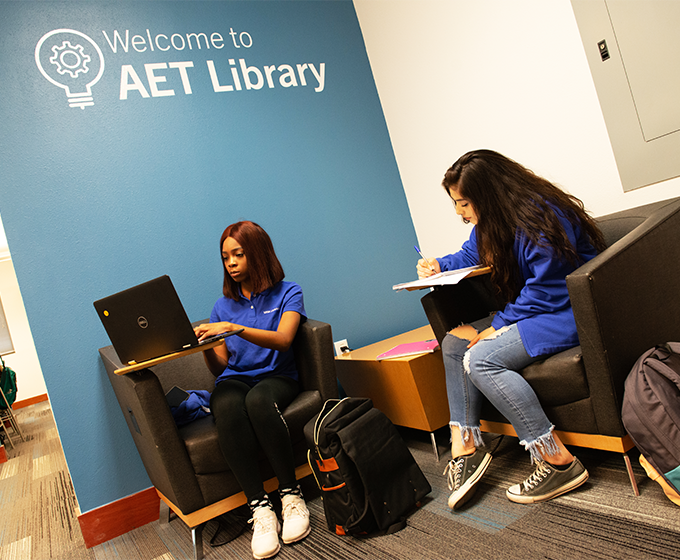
[210,375,299,503]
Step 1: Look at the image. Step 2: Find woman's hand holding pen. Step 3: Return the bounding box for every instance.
[416,258,441,278]
[414,245,440,278]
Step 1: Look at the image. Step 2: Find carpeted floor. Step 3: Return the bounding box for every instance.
[1,401,679,560]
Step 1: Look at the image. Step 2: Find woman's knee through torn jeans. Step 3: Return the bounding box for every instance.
[442,316,559,462]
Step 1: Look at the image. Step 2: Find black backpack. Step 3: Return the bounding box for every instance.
[622,343,680,500]
[304,397,431,536]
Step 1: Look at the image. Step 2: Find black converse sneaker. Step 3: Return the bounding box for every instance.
[443,449,492,510]
[506,458,589,504]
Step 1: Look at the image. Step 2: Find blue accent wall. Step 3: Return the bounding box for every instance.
[0,0,425,512]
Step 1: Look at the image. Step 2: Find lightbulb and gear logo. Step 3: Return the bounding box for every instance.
[35,29,105,110]
[51,40,90,79]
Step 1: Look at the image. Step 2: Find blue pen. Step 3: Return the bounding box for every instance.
[414,246,438,274]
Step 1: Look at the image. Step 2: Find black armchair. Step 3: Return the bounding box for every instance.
[421,197,680,495]
[100,318,338,560]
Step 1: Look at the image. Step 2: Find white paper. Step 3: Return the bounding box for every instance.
[392,265,482,291]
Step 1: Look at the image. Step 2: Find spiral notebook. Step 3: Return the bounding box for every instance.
[376,339,439,360]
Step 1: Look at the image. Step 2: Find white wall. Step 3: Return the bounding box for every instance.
[0,217,48,403]
[355,0,680,259]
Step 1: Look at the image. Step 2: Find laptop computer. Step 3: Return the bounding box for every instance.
[94,275,240,365]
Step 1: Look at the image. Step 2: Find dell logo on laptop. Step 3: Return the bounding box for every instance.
[137,316,149,329]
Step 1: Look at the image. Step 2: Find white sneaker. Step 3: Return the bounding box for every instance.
[280,493,311,544]
[250,504,281,559]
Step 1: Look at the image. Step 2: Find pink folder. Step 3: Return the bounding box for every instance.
[376,339,439,360]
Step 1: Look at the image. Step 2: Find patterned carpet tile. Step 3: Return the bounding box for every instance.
[505,501,680,560]
[0,402,94,560]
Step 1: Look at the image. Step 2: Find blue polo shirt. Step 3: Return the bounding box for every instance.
[210,281,306,385]
[437,209,598,357]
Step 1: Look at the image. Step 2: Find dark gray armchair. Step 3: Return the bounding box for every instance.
[421,197,680,495]
[100,318,338,560]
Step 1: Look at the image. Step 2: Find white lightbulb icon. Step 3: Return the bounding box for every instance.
[35,29,105,110]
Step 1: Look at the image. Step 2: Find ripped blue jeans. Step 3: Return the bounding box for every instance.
[442,315,558,463]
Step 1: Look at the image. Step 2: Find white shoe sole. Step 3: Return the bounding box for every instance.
[253,542,281,559]
[506,470,589,504]
[282,524,311,544]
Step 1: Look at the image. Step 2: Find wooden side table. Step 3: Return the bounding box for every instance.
[335,325,449,460]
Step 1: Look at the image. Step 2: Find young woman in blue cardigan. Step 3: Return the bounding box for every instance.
[416,150,606,510]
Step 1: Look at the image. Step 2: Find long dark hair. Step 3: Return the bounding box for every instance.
[442,150,605,304]
[219,221,285,301]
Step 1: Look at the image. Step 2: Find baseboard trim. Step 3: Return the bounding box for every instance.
[77,487,160,548]
[77,462,313,547]
[12,393,49,410]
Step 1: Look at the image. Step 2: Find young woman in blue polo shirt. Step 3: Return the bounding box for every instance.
[194,221,309,559]
[416,150,606,510]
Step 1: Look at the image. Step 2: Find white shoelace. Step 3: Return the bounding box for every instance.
[521,461,552,491]
[282,500,309,521]
[443,458,465,491]
[250,508,277,536]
